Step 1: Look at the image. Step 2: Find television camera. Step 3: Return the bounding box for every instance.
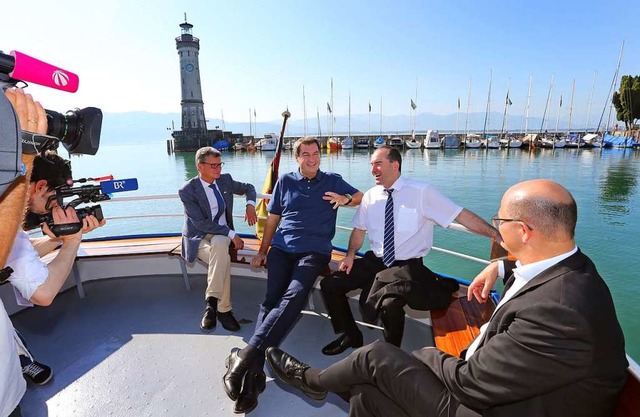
[24,176,139,236]
[0,49,102,157]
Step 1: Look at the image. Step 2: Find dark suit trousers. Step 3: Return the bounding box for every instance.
[320,251,384,337]
[317,341,478,417]
[320,251,417,346]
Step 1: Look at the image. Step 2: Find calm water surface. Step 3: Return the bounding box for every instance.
[67,143,640,360]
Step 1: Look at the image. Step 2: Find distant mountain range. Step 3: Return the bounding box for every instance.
[100,111,600,145]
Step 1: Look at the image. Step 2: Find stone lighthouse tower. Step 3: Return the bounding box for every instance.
[171,16,217,151]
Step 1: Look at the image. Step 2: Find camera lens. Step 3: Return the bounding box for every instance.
[46,107,103,155]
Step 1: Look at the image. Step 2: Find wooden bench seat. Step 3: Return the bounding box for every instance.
[430,292,495,357]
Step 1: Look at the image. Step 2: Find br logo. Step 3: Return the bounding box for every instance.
[52,70,69,87]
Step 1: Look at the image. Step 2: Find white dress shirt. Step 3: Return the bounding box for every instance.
[199,178,235,238]
[352,176,462,260]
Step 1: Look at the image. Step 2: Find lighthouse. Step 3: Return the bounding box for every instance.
[171,17,218,151]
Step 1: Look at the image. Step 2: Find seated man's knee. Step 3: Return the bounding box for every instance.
[380,296,406,315]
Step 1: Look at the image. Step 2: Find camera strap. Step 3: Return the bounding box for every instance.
[21,131,59,155]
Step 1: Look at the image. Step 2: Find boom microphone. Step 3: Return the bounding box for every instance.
[0,50,79,93]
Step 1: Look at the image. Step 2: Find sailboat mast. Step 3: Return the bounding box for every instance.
[348,91,352,138]
[249,108,252,137]
[540,75,554,134]
[524,75,532,134]
[501,78,511,137]
[596,40,625,134]
[555,93,562,136]
[568,79,575,132]
[379,96,383,136]
[317,108,322,137]
[585,71,597,133]
[465,79,471,136]
[303,85,307,137]
[330,78,334,138]
[482,70,492,142]
[413,77,418,136]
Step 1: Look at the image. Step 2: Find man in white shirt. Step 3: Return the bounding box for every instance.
[319,146,499,354]
[266,179,627,417]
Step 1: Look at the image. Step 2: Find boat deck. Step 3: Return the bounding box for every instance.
[12,271,434,416]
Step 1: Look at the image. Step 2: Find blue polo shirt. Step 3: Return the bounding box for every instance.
[268,169,358,255]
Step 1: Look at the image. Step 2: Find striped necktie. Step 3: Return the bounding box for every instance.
[383,188,395,267]
[210,183,225,224]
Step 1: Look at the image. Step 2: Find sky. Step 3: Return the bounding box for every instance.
[3,0,639,127]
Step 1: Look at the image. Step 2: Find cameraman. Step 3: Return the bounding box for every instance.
[1,87,45,417]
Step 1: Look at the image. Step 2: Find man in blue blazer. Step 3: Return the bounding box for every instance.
[179,147,257,332]
[266,179,628,417]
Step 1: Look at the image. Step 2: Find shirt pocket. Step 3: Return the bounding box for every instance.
[396,206,419,234]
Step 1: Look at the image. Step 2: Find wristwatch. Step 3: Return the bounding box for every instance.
[344,193,353,205]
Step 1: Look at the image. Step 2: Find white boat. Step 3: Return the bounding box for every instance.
[405,137,422,149]
[340,137,354,149]
[539,136,566,148]
[465,134,482,148]
[483,136,501,149]
[424,129,441,149]
[257,133,278,151]
[500,137,523,148]
[388,137,404,147]
[3,193,638,417]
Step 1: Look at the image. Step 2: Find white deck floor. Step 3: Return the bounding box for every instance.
[12,273,434,416]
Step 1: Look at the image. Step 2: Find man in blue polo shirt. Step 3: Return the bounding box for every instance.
[222,136,363,414]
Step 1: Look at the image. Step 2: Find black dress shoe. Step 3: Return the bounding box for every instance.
[218,311,241,331]
[200,306,217,331]
[234,371,266,414]
[266,347,327,401]
[321,332,363,356]
[223,349,250,401]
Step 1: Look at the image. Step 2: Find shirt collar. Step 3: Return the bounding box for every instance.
[377,175,405,193]
[293,169,324,181]
[199,177,216,188]
[513,246,578,282]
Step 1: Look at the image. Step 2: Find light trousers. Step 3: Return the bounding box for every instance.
[197,234,232,312]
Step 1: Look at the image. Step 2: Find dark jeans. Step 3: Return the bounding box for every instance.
[248,247,330,356]
[320,251,421,346]
[9,405,22,417]
[317,341,476,417]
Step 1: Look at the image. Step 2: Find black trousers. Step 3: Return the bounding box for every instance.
[319,251,421,346]
[317,341,479,417]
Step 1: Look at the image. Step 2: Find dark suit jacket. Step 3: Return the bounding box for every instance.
[178,174,256,263]
[413,250,628,417]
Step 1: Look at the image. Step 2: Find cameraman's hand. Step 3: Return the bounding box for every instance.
[4,87,47,134]
[42,206,82,243]
[82,215,106,234]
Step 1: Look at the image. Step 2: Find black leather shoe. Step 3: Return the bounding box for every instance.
[266,347,327,401]
[321,332,363,356]
[200,306,217,331]
[218,311,241,332]
[223,349,250,401]
[234,371,266,414]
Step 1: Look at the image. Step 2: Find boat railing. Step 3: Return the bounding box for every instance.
[100,193,495,268]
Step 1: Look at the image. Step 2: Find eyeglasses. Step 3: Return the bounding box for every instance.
[200,161,224,169]
[491,215,534,230]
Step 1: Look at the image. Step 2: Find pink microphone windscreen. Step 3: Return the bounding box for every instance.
[10,51,79,93]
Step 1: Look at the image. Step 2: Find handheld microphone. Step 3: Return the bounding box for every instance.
[0,50,79,93]
[100,178,139,194]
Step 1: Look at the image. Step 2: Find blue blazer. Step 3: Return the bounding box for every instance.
[178,174,256,263]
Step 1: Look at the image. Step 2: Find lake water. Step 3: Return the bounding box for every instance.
[66,142,640,361]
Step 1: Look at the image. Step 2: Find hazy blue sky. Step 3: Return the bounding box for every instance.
[3,0,638,126]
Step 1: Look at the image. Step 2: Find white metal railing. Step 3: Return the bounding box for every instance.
[101,194,496,267]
